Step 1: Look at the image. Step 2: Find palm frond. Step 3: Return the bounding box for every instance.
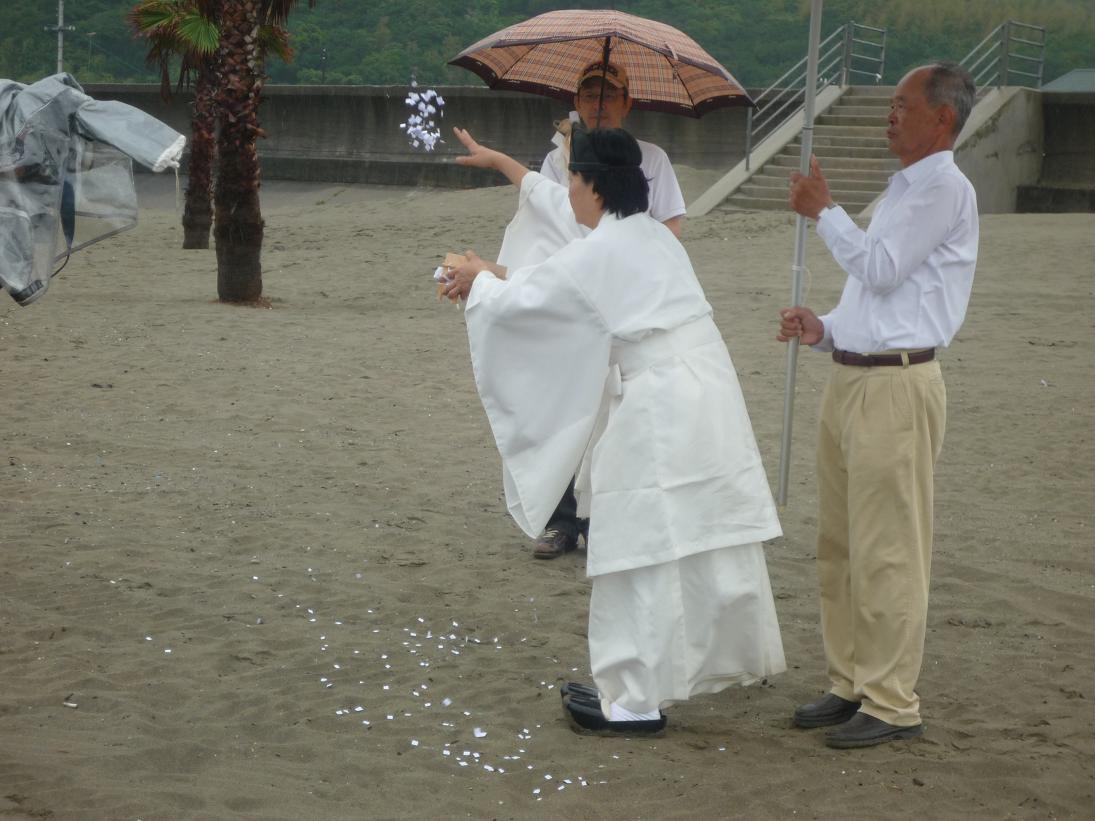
[260,0,318,28]
[259,24,294,64]
[178,11,220,53]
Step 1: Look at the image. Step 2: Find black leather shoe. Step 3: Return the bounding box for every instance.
[564,696,666,737]
[792,693,861,728]
[824,712,923,749]
[559,681,599,701]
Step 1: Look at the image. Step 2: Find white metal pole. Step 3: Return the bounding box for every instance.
[776,0,823,507]
[45,0,75,75]
[56,0,65,73]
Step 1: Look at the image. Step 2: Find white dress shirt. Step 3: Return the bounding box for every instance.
[813,150,979,353]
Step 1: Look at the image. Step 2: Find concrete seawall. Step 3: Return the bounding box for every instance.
[1017,91,1095,212]
[86,83,754,188]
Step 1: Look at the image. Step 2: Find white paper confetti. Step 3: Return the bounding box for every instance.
[400,84,445,152]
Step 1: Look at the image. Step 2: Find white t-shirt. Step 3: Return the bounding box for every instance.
[540,138,687,224]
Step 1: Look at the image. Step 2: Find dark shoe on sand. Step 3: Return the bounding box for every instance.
[533,527,578,559]
[824,712,923,749]
[792,693,862,728]
[563,696,666,737]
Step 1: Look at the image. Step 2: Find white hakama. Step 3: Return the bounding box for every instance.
[465,173,786,711]
[589,545,783,713]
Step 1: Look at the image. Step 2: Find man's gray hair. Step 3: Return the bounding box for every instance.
[925,61,976,136]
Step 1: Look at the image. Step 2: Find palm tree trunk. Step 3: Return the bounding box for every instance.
[182,58,217,249]
[213,0,265,303]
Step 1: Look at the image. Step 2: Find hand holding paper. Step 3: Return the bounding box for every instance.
[433,252,467,300]
[437,249,506,303]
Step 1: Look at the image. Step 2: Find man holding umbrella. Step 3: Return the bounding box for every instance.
[532,60,687,561]
[449,9,753,561]
[539,61,686,238]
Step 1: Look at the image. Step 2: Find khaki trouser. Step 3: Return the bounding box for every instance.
[816,357,946,726]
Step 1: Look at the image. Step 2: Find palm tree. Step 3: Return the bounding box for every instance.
[198,0,313,304]
[129,0,219,249]
[130,1,292,253]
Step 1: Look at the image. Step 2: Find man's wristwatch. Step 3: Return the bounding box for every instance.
[817,203,837,221]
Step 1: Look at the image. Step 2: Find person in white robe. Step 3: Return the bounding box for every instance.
[444,126,785,735]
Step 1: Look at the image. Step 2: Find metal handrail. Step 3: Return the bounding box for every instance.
[745,21,886,170]
[960,20,1045,90]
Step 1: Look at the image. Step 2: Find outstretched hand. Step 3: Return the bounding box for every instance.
[452,127,530,188]
[453,127,499,170]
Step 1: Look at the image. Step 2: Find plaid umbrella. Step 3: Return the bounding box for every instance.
[449,9,752,117]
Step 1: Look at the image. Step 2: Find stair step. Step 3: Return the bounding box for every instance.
[741,181,882,199]
[767,154,900,171]
[837,96,892,107]
[797,135,890,149]
[830,105,892,116]
[843,86,896,97]
[817,113,889,127]
[723,193,875,212]
[804,145,894,159]
[720,195,793,211]
[751,170,891,187]
[813,124,889,137]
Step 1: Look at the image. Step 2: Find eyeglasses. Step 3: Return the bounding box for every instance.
[578,89,624,104]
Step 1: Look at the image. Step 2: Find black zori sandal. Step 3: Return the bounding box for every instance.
[563,694,667,737]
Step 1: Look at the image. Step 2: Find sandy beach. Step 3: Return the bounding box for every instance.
[1,169,1092,820]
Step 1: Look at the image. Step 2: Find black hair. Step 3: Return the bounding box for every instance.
[569,128,649,218]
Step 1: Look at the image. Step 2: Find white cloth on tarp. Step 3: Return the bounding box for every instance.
[466,172,782,575]
[0,73,184,305]
[590,543,785,713]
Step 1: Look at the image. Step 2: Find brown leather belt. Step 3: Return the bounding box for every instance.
[832,348,935,367]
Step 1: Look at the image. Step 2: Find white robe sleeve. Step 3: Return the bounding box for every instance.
[464,256,611,537]
[496,172,586,272]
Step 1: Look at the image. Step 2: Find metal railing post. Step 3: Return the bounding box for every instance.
[877,28,887,83]
[745,107,753,171]
[842,22,853,86]
[999,20,1011,86]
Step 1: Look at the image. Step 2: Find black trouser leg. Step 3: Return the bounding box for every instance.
[545,478,579,539]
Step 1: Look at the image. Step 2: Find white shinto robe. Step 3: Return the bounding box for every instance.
[466,173,785,712]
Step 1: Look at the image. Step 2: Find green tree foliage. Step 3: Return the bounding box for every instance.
[2,0,1093,87]
[1,0,163,81]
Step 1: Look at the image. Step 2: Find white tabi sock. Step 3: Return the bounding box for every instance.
[607,701,661,722]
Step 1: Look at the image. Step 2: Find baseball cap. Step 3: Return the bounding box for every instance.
[576,61,629,93]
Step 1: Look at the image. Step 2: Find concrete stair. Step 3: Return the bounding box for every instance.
[721,86,901,213]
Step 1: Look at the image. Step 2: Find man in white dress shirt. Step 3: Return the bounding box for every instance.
[778,62,978,748]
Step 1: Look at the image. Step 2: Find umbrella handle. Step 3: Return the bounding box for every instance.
[592,37,614,128]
